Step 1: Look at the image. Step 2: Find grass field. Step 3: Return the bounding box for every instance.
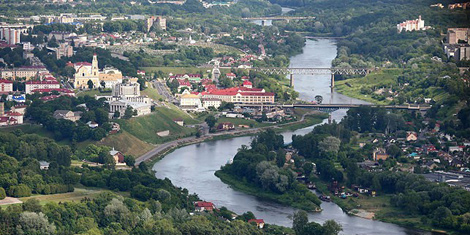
[115,107,198,144]
[141,86,165,101]
[19,187,109,205]
[335,69,402,105]
[98,130,154,157]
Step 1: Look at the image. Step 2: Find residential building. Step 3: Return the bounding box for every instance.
[202,98,221,109]
[194,201,215,212]
[406,131,418,141]
[0,28,20,44]
[200,86,275,104]
[447,28,470,44]
[0,66,48,80]
[397,15,430,33]
[55,43,74,59]
[248,219,265,229]
[146,16,166,32]
[373,148,389,161]
[73,54,99,89]
[0,79,13,94]
[226,72,236,79]
[177,79,192,92]
[109,147,125,165]
[25,80,60,94]
[53,110,83,122]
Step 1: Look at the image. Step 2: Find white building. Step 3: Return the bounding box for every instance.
[0,28,21,44]
[25,80,60,94]
[397,15,430,33]
[0,79,13,94]
[202,98,221,109]
[109,100,151,117]
[180,91,203,111]
[112,82,140,97]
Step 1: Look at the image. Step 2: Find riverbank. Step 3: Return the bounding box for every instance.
[141,112,327,167]
[214,171,321,212]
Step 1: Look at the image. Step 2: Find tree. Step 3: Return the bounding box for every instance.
[17,212,56,235]
[123,106,134,119]
[113,111,120,118]
[87,80,94,89]
[124,155,135,167]
[293,210,308,235]
[322,220,342,235]
[318,136,341,155]
[22,199,42,213]
[0,187,5,200]
[205,115,217,129]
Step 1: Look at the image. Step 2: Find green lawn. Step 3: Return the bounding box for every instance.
[19,187,109,205]
[141,86,165,101]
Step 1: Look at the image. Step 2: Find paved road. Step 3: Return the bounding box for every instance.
[135,111,318,165]
[152,79,177,103]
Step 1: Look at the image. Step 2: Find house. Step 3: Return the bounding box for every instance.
[248,219,265,229]
[226,72,236,80]
[424,161,438,170]
[194,201,215,212]
[53,110,83,122]
[109,147,125,165]
[373,148,389,161]
[449,146,464,153]
[217,122,235,131]
[39,161,50,170]
[242,80,253,88]
[173,118,184,126]
[137,70,146,76]
[406,131,418,141]
[0,79,13,94]
[201,98,221,109]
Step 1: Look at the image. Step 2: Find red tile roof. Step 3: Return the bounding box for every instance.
[0,79,13,83]
[31,88,74,93]
[243,80,252,86]
[195,201,214,208]
[248,219,265,224]
[26,80,60,85]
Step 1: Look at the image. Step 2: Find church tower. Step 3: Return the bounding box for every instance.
[92,53,99,76]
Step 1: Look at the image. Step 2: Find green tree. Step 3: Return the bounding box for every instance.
[205,115,217,129]
[293,210,308,235]
[0,187,5,200]
[17,212,56,235]
[123,106,134,119]
[87,80,94,89]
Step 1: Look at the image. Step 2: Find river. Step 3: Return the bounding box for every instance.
[153,39,428,234]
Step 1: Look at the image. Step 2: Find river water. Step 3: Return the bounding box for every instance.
[153,39,428,234]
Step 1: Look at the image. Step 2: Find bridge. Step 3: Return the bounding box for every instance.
[242,16,314,26]
[235,103,431,111]
[250,67,373,92]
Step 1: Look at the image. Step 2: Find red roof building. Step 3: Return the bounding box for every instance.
[242,80,253,88]
[194,201,216,212]
[0,79,13,94]
[248,219,265,228]
[25,80,60,94]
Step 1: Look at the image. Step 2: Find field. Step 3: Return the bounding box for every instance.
[98,130,154,157]
[17,187,111,205]
[141,86,165,101]
[335,69,402,105]
[115,107,199,144]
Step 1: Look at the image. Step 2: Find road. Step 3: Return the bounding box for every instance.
[152,79,177,103]
[135,111,318,165]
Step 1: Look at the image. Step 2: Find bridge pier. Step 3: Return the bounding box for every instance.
[290,74,294,88]
[330,73,335,93]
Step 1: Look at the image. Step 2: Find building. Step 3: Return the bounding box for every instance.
[109,147,125,165]
[53,110,83,122]
[73,54,99,89]
[180,92,203,111]
[112,82,140,97]
[226,72,236,80]
[406,131,418,141]
[248,219,265,229]
[146,16,166,32]
[194,201,215,212]
[109,99,151,117]
[397,16,430,33]
[202,98,222,109]
[201,86,275,104]
[373,148,389,161]
[177,79,192,92]
[0,79,13,94]
[173,118,184,126]
[25,80,60,94]
[0,102,23,125]
[99,67,123,89]
[55,43,74,59]
[0,28,20,44]
[0,66,49,80]
[447,28,470,44]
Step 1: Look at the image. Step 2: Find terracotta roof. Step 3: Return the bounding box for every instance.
[248,219,265,224]
[31,88,74,93]
[0,79,13,83]
[195,201,214,208]
[26,80,60,85]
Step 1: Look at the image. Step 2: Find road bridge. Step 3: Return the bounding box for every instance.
[250,67,373,92]
[242,16,314,26]
[236,103,431,112]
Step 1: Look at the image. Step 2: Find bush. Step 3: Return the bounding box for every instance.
[8,184,32,197]
[0,187,6,199]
